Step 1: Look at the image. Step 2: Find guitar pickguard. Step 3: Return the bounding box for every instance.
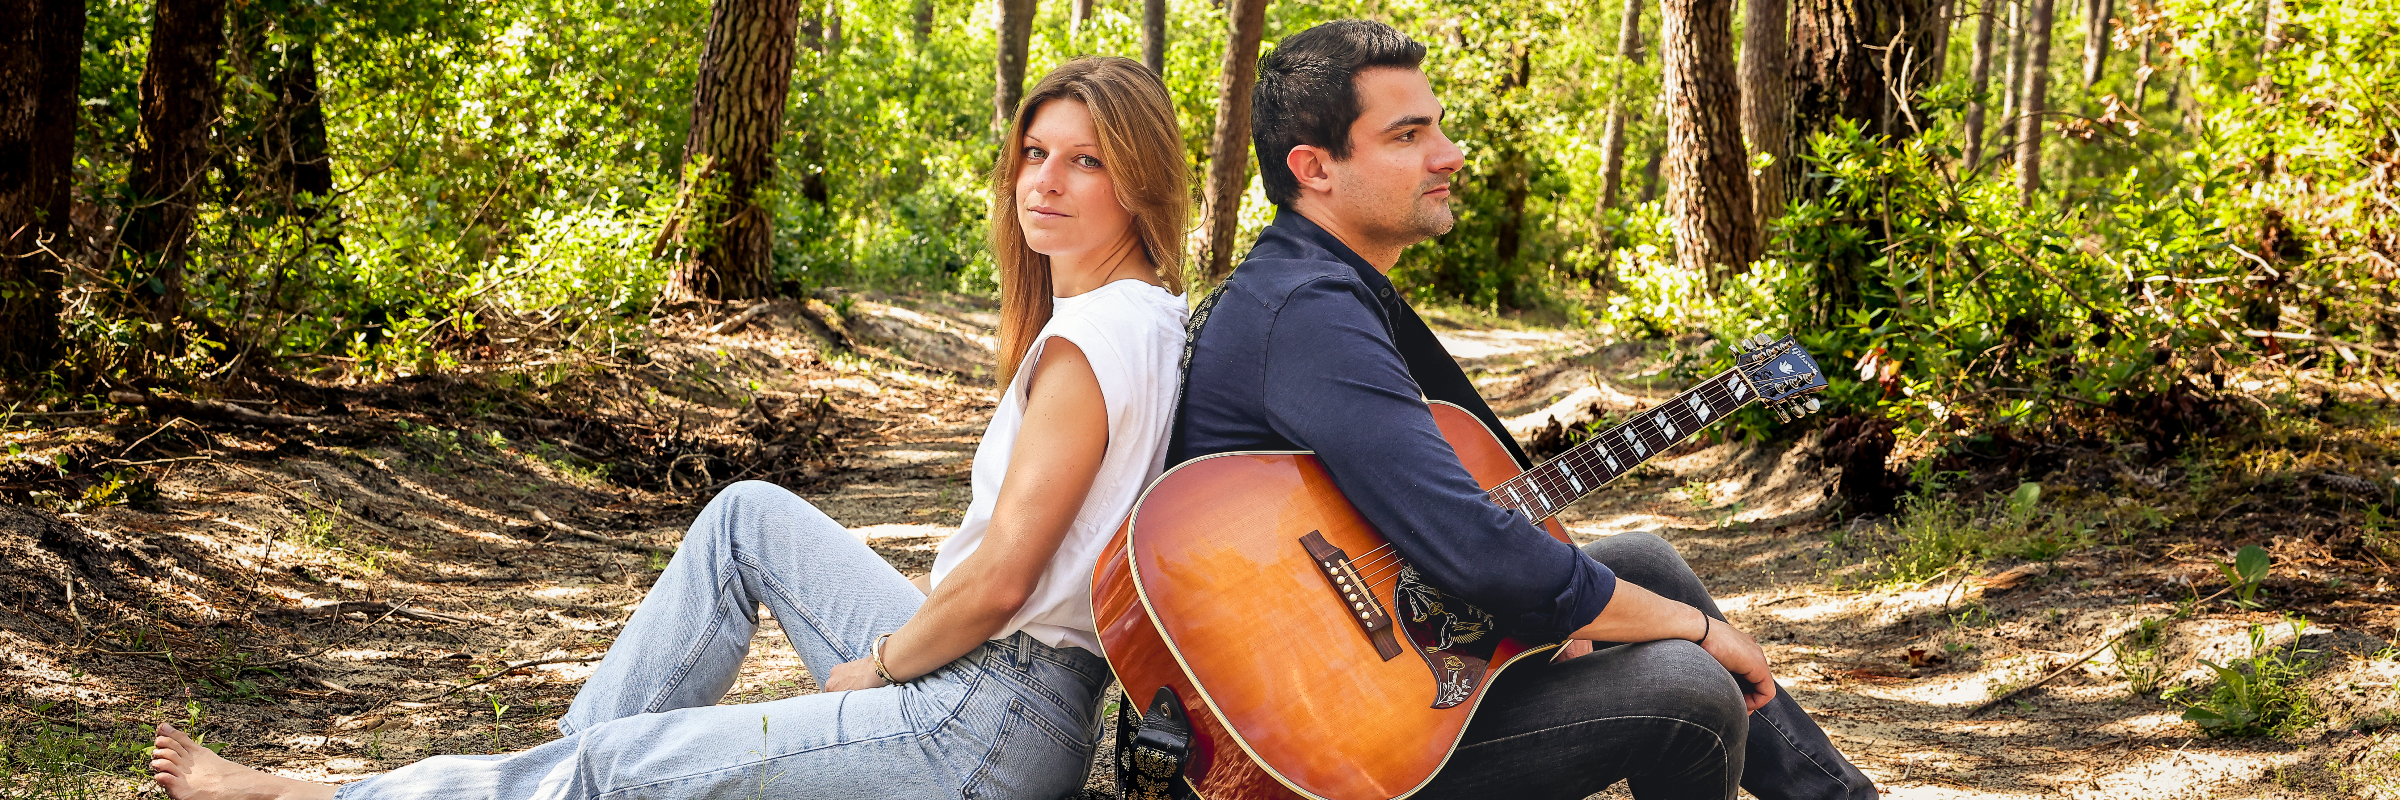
[1394,565,1501,709]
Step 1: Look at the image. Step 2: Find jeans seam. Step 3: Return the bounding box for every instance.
[1758,702,1854,790]
[640,568,741,715]
[738,550,863,665]
[591,729,920,799]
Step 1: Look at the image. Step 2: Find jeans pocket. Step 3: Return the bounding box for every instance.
[961,699,1090,800]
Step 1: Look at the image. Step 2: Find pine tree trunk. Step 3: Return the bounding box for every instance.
[1597,0,1645,212]
[1198,0,1269,281]
[914,0,934,43]
[995,0,1038,131]
[1143,0,1168,76]
[0,0,83,377]
[121,0,228,360]
[2016,0,2053,204]
[2081,0,2111,87]
[1964,0,1995,169]
[1741,0,1795,229]
[1791,0,1944,152]
[666,0,804,301]
[2001,0,2023,124]
[1662,0,1760,283]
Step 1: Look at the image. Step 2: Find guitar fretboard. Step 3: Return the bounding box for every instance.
[1484,368,1761,522]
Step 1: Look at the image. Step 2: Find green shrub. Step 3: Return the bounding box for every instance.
[2177,620,2320,739]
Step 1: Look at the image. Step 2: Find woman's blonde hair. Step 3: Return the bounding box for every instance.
[990,56,1190,386]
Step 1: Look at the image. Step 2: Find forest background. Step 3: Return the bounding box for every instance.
[2,0,2397,455]
[6,0,2400,792]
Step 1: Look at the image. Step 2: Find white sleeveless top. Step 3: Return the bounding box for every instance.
[929,279,1189,653]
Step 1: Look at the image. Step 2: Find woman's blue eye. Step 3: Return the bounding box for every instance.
[1075,155,1102,168]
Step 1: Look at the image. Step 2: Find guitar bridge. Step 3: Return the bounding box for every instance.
[1298,531,1404,661]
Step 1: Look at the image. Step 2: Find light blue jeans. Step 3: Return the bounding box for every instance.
[334,481,1112,800]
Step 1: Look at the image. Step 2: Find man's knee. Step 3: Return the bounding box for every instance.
[1628,639,1749,740]
[1582,531,1689,581]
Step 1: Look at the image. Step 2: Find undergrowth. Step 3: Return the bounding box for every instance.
[2173,619,2323,739]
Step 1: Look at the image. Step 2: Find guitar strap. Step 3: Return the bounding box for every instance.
[1162,278,1236,469]
[1113,686,1200,800]
[1376,293,1537,470]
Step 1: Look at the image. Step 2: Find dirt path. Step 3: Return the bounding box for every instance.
[3,299,2395,798]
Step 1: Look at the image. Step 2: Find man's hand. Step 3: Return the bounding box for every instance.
[823,658,889,692]
[1697,617,1777,712]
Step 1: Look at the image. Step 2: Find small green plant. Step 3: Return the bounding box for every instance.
[485,694,512,754]
[2176,620,2319,738]
[2219,544,2272,610]
[1674,480,1713,509]
[2111,616,2172,695]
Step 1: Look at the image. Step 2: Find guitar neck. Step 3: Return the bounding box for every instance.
[1484,367,1762,523]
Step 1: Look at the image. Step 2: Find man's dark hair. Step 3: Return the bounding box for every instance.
[1251,20,1427,207]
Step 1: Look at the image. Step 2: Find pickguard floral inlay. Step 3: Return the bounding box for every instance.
[1394,565,1501,708]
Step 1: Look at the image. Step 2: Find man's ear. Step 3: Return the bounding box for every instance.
[1285,144,1336,198]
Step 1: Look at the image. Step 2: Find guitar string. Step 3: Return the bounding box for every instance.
[1346,377,1757,592]
[1507,377,1739,503]
[1326,360,1811,604]
[1493,378,1752,519]
[1508,364,1791,512]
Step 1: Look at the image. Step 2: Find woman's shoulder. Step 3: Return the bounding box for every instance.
[1049,280,1189,340]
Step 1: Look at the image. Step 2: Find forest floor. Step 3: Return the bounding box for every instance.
[3,291,2398,799]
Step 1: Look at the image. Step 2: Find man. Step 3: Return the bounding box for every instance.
[1169,19,1876,800]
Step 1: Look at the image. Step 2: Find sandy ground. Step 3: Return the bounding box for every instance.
[3,297,2395,798]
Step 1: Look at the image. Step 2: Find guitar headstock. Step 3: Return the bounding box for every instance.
[1734,334,1830,422]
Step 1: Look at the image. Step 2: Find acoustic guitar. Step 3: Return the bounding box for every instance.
[1092,334,1831,800]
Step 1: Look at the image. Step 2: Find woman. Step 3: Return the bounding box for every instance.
[149,55,1191,800]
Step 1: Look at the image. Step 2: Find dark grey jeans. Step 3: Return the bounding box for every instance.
[1418,532,1876,800]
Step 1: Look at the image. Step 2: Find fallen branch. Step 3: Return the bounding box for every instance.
[424,654,606,701]
[1969,584,2232,716]
[2240,329,2400,361]
[708,301,777,336]
[107,390,334,427]
[510,503,675,556]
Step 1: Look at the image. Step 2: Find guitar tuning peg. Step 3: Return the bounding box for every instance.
[1805,398,1822,414]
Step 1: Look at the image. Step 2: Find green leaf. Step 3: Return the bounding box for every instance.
[2009,482,2042,514]
[2235,545,2270,584]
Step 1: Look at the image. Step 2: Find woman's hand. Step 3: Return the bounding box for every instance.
[1697,616,1777,712]
[823,658,890,692]
[1551,639,1594,662]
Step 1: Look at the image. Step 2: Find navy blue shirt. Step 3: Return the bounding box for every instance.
[1170,209,1617,641]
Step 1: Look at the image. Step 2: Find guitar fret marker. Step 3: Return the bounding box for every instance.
[1688,395,1710,419]
[1604,451,1622,473]
[1566,470,1583,492]
[1622,429,1647,457]
[1507,486,1524,509]
[1655,413,1676,439]
[1532,483,1554,510]
[1728,376,1749,400]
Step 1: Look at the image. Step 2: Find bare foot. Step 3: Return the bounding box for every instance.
[150,723,336,800]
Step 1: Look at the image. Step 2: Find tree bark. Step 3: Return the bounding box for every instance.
[1741,0,1795,228]
[1964,0,1995,169]
[1072,0,1093,36]
[666,0,804,301]
[914,0,935,43]
[1143,0,1168,77]
[995,0,1038,132]
[0,0,83,377]
[121,0,228,360]
[2081,0,2111,87]
[1197,0,1269,281]
[2016,0,2053,204]
[1791,0,1944,151]
[1662,0,1760,283]
[2002,0,2023,123]
[1597,0,1645,213]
